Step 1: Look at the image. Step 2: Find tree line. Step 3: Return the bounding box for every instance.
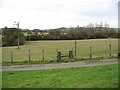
[1,22,119,46]
[26,23,119,41]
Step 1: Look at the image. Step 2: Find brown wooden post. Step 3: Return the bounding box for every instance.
[75,41,77,57]
[69,50,73,58]
[11,51,13,63]
[42,49,44,60]
[72,48,74,58]
[29,49,31,62]
[109,44,112,57]
[57,50,61,61]
[90,46,92,58]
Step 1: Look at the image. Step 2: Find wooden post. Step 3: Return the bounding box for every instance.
[90,46,92,58]
[11,51,13,63]
[42,49,44,60]
[57,49,58,60]
[72,48,74,57]
[109,44,112,57]
[57,50,61,61]
[29,49,31,62]
[69,50,73,58]
[75,41,77,57]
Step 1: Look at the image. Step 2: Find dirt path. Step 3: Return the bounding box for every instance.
[1,59,119,71]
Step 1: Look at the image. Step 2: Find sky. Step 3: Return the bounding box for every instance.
[0,0,119,29]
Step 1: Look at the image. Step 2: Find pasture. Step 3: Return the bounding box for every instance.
[2,64,118,88]
[2,38,118,62]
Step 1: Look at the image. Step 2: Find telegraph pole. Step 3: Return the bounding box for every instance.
[13,21,20,49]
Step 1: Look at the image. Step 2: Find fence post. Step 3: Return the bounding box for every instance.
[109,44,112,57]
[29,49,31,62]
[11,51,13,63]
[75,41,77,57]
[42,49,44,60]
[57,50,61,61]
[90,46,92,58]
[69,50,73,58]
[72,48,74,57]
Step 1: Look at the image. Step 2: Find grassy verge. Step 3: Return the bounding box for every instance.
[2,55,117,66]
[2,64,118,88]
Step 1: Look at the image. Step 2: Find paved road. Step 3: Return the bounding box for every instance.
[1,59,119,71]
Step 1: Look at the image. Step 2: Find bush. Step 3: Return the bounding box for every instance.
[2,27,25,46]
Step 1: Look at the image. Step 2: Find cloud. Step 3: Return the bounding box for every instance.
[0,0,119,29]
[0,0,4,7]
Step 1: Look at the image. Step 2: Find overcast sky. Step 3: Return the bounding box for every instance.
[0,0,119,29]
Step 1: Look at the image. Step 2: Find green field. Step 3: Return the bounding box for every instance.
[2,39,118,62]
[2,64,118,88]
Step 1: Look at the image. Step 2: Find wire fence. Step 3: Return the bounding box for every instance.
[3,43,118,63]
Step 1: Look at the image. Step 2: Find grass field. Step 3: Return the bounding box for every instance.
[2,64,118,88]
[2,38,118,62]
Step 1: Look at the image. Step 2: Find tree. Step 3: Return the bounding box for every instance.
[48,29,61,39]
[2,27,25,46]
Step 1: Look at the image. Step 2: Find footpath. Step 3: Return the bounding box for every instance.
[1,59,118,71]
